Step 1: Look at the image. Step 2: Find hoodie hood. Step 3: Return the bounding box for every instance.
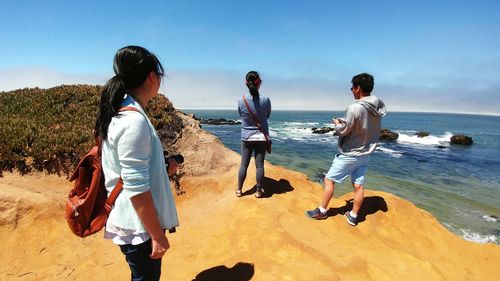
[357,95,387,117]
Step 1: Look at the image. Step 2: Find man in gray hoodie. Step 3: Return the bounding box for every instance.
[306,73,386,225]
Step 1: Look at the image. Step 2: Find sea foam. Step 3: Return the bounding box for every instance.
[397,132,453,146]
[482,215,499,223]
[460,229,497,244]
[376,145,403,158]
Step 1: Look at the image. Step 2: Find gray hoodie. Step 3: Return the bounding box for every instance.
[335,95,386,156]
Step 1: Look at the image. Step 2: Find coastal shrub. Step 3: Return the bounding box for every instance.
[0,85,183,176]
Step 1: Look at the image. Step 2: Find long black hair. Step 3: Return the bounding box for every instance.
[245,71,261,97]
[95,46,164,139]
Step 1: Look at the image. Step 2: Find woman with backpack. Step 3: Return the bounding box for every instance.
[236,71,272,198]
[95,46,179,281]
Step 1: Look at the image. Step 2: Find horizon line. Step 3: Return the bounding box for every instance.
[178,108,500,117]
[2,85,498,117]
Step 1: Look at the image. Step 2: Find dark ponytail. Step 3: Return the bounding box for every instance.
[245,71,261,97]
[95,46,164,139]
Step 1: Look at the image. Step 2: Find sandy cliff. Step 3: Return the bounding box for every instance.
[0,112,499,281]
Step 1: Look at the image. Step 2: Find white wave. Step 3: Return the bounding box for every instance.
[282,121,320,126]
[269,130,279,138]
[459,229,497,244]
[271,120,338,141]
[280,127,313,137]
[396,132,453,146]
[482,215,499,223]
[376,146,403,158]
[274,126,326,139]
[317,137,334,143]
[269,127,310,138]
[272,127,336,145]
[289,137,309,142]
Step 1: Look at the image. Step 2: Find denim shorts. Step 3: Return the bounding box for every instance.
[325,153,370,185]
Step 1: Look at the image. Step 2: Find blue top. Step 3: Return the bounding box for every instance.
[238,93,272,140]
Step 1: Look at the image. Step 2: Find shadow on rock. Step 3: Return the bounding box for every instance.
[242,177,294,198]
[192,262,254,281]
[327,196,388,224]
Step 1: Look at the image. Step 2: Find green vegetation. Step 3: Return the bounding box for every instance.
[0,85,183,176]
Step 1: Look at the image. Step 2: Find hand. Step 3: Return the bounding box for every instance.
[167,158,178,177]
[149,235,170,259]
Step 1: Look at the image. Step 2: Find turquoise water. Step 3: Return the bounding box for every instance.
[184,110,500,244]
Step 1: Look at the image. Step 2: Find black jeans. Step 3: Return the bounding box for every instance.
[238,141,267,190]
[119,239,162,281]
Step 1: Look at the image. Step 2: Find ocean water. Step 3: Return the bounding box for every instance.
[183,109,500,244]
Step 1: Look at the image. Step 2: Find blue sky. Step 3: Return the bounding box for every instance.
[1,0,499,115]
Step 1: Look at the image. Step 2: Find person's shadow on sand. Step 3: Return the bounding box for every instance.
[326,196,388,224]
[192,262,254,281]
[241,177,294,198]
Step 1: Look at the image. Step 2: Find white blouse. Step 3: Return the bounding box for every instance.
[101,95,179,245]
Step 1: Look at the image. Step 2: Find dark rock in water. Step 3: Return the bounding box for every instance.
[436,145,447,149]
[315,172,326,182]
[312,127,335,134]
[200,118,241,125]
[379,128,399,141]
[450,135,473,145]
[416,131,430,138]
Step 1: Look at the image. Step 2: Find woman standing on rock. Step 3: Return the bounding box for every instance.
[95,46,179,281]
[236,71,272,198]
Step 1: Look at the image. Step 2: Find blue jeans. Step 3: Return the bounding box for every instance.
[119,239,162,281]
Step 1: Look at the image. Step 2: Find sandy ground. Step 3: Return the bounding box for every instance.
[1,112,499,281]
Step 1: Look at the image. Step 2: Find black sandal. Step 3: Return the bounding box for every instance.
[255,188,264,198]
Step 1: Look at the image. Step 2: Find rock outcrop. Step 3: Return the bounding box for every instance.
[451,134,473,145]
[199,118,241,125]
[416,131,430,138]
[379,128,399,141]
[310,128,401,143]
[311,127,335,134]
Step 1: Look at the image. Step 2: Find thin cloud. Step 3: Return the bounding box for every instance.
[1,67,498,116]
[165,69,499,115]
[0,67,108,91]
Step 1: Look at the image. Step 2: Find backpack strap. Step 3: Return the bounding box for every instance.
[105,177,123,212]
[103,105,142,211]
[242,95,270,142]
